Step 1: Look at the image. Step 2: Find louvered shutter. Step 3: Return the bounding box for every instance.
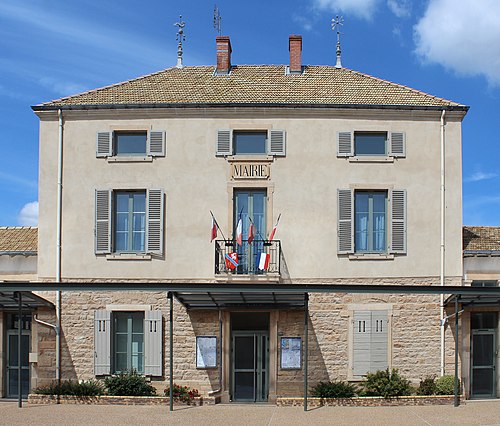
[148,131,166,157]
[216,129,232,156]
[337,131,353,157]
[94,310,111,375]
[96,132,112,157]
[338,189,354,254]
[268,130,286,156]
[144,311,163,376]
[95,190,112,254]
[390,190,407,254]
[370,311,388,372]
[389,132,406,157]
[146,189,164,254]
[353,311,371,376]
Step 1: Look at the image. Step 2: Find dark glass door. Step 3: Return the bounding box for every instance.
[471,313,497,398]
[232,332,269,402]
[6,331,30,398]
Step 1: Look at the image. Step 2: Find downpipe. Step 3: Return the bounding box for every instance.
[440,109,446,376]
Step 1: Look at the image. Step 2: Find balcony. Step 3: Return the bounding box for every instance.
[215,240,281,276]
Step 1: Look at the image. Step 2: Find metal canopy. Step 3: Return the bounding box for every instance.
[445,293,500,307]
[173,291,306,310]
[0,291,54,310]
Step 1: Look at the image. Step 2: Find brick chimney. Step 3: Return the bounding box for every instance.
[289,35,302,74]
[216,36,232,75]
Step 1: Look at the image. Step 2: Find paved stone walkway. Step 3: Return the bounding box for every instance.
[1,400,500,425]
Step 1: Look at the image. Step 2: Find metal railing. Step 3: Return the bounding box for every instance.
[215,240,281,275]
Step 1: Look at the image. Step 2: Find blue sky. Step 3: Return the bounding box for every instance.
[0,0,499,226]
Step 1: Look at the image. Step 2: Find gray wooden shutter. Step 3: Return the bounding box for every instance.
[353,311,371,376]
[338,189,354,254]
[337,131,353,157]
[95,190,112,254]
[146,189,164,254]
[370,311,388,372]
[144,311,163,376]
[148,131,166,157]
[96,132,112,157]
[389,132,406,157]
[268,130,286,156]
[94,310,111,375]
[216,129,232,156]
[390,189,407,254]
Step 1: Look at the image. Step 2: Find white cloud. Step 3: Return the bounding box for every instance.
[293,14,314,32]
[464,171,498,183]
[313,0,380,21]
[18,201,38,226]
[387,0,411,18]
[414,0,500,86]
[38,77,89,97]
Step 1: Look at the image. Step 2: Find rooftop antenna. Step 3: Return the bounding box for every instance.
[213,5,222,35]
[331,15,344,69]
[174,16,186,68]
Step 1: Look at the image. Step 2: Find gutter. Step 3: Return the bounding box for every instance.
[0,251,37,256]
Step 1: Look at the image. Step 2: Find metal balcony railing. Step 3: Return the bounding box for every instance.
[215,240,281,275]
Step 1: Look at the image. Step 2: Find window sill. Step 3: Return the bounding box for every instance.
[348,156,394,163]
[107,156,153,163]
[227,155,274,162]
[348,253,395,260]
[106,253,152,261]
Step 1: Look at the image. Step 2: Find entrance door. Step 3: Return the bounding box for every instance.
[234,190,266,274]
[6,314,31,398]
[232,332,269,402]
[471,312,497,398]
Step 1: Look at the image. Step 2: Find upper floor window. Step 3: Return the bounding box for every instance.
[114,132,147,156]
[114,191,146,252]
[233,131,267,155]
[354,132,386,156]
[471,280,498,287]
[355,191,387,253]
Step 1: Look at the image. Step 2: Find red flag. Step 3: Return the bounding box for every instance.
[236,218,243,246]
[248,222,255,244]
[210,216,217,242]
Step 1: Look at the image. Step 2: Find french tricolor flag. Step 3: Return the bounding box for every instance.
[236,217,243,246]
[258,253,270,270]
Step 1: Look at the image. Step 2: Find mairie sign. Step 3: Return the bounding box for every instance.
[231,162,270,180]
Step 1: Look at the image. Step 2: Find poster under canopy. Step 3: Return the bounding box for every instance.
[280,337,302,369]
[196,336,217,369]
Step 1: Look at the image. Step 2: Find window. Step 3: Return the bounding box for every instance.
[94,310,162,376]
[114,312,144,373]
[114,191,146,252]
[337,131,405,158]
[471,280,498,287]
[95,189,164,255]
[354,132,386,156]
[216,129,286,156]
[233,131,267,155]
[96,130,165,158]
[352,310,389,377]
[338,189,406,255]
[114,132,147,156]
[355,191,387,253]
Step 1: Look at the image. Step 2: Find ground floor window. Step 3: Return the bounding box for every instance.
[113,312,144,373]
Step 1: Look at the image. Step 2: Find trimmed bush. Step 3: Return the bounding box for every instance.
[34,380,104,396]
[364,368,412,398]
[104,370,157,396]
[417,376,437,396]
[311,381,357,398]
[435,375,460,395]
[164,383,200,403]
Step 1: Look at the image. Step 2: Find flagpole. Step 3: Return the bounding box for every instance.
[210,210,227,241]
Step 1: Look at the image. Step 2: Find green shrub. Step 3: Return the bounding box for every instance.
[34,380,104,396]
[311,381,357,398]
[164,383,200,403]
[104,370,157,396]
[364,368,412,398]
[435,375,460,395]
[417,376,437,395]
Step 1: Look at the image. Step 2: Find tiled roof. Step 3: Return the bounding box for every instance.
[463,226,500,252]
[0,227,38,253]
[34,66,466,109]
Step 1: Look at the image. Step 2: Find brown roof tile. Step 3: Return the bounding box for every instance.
[0,227,38,253]
[34,66,466,109]
[463,226,500,252]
